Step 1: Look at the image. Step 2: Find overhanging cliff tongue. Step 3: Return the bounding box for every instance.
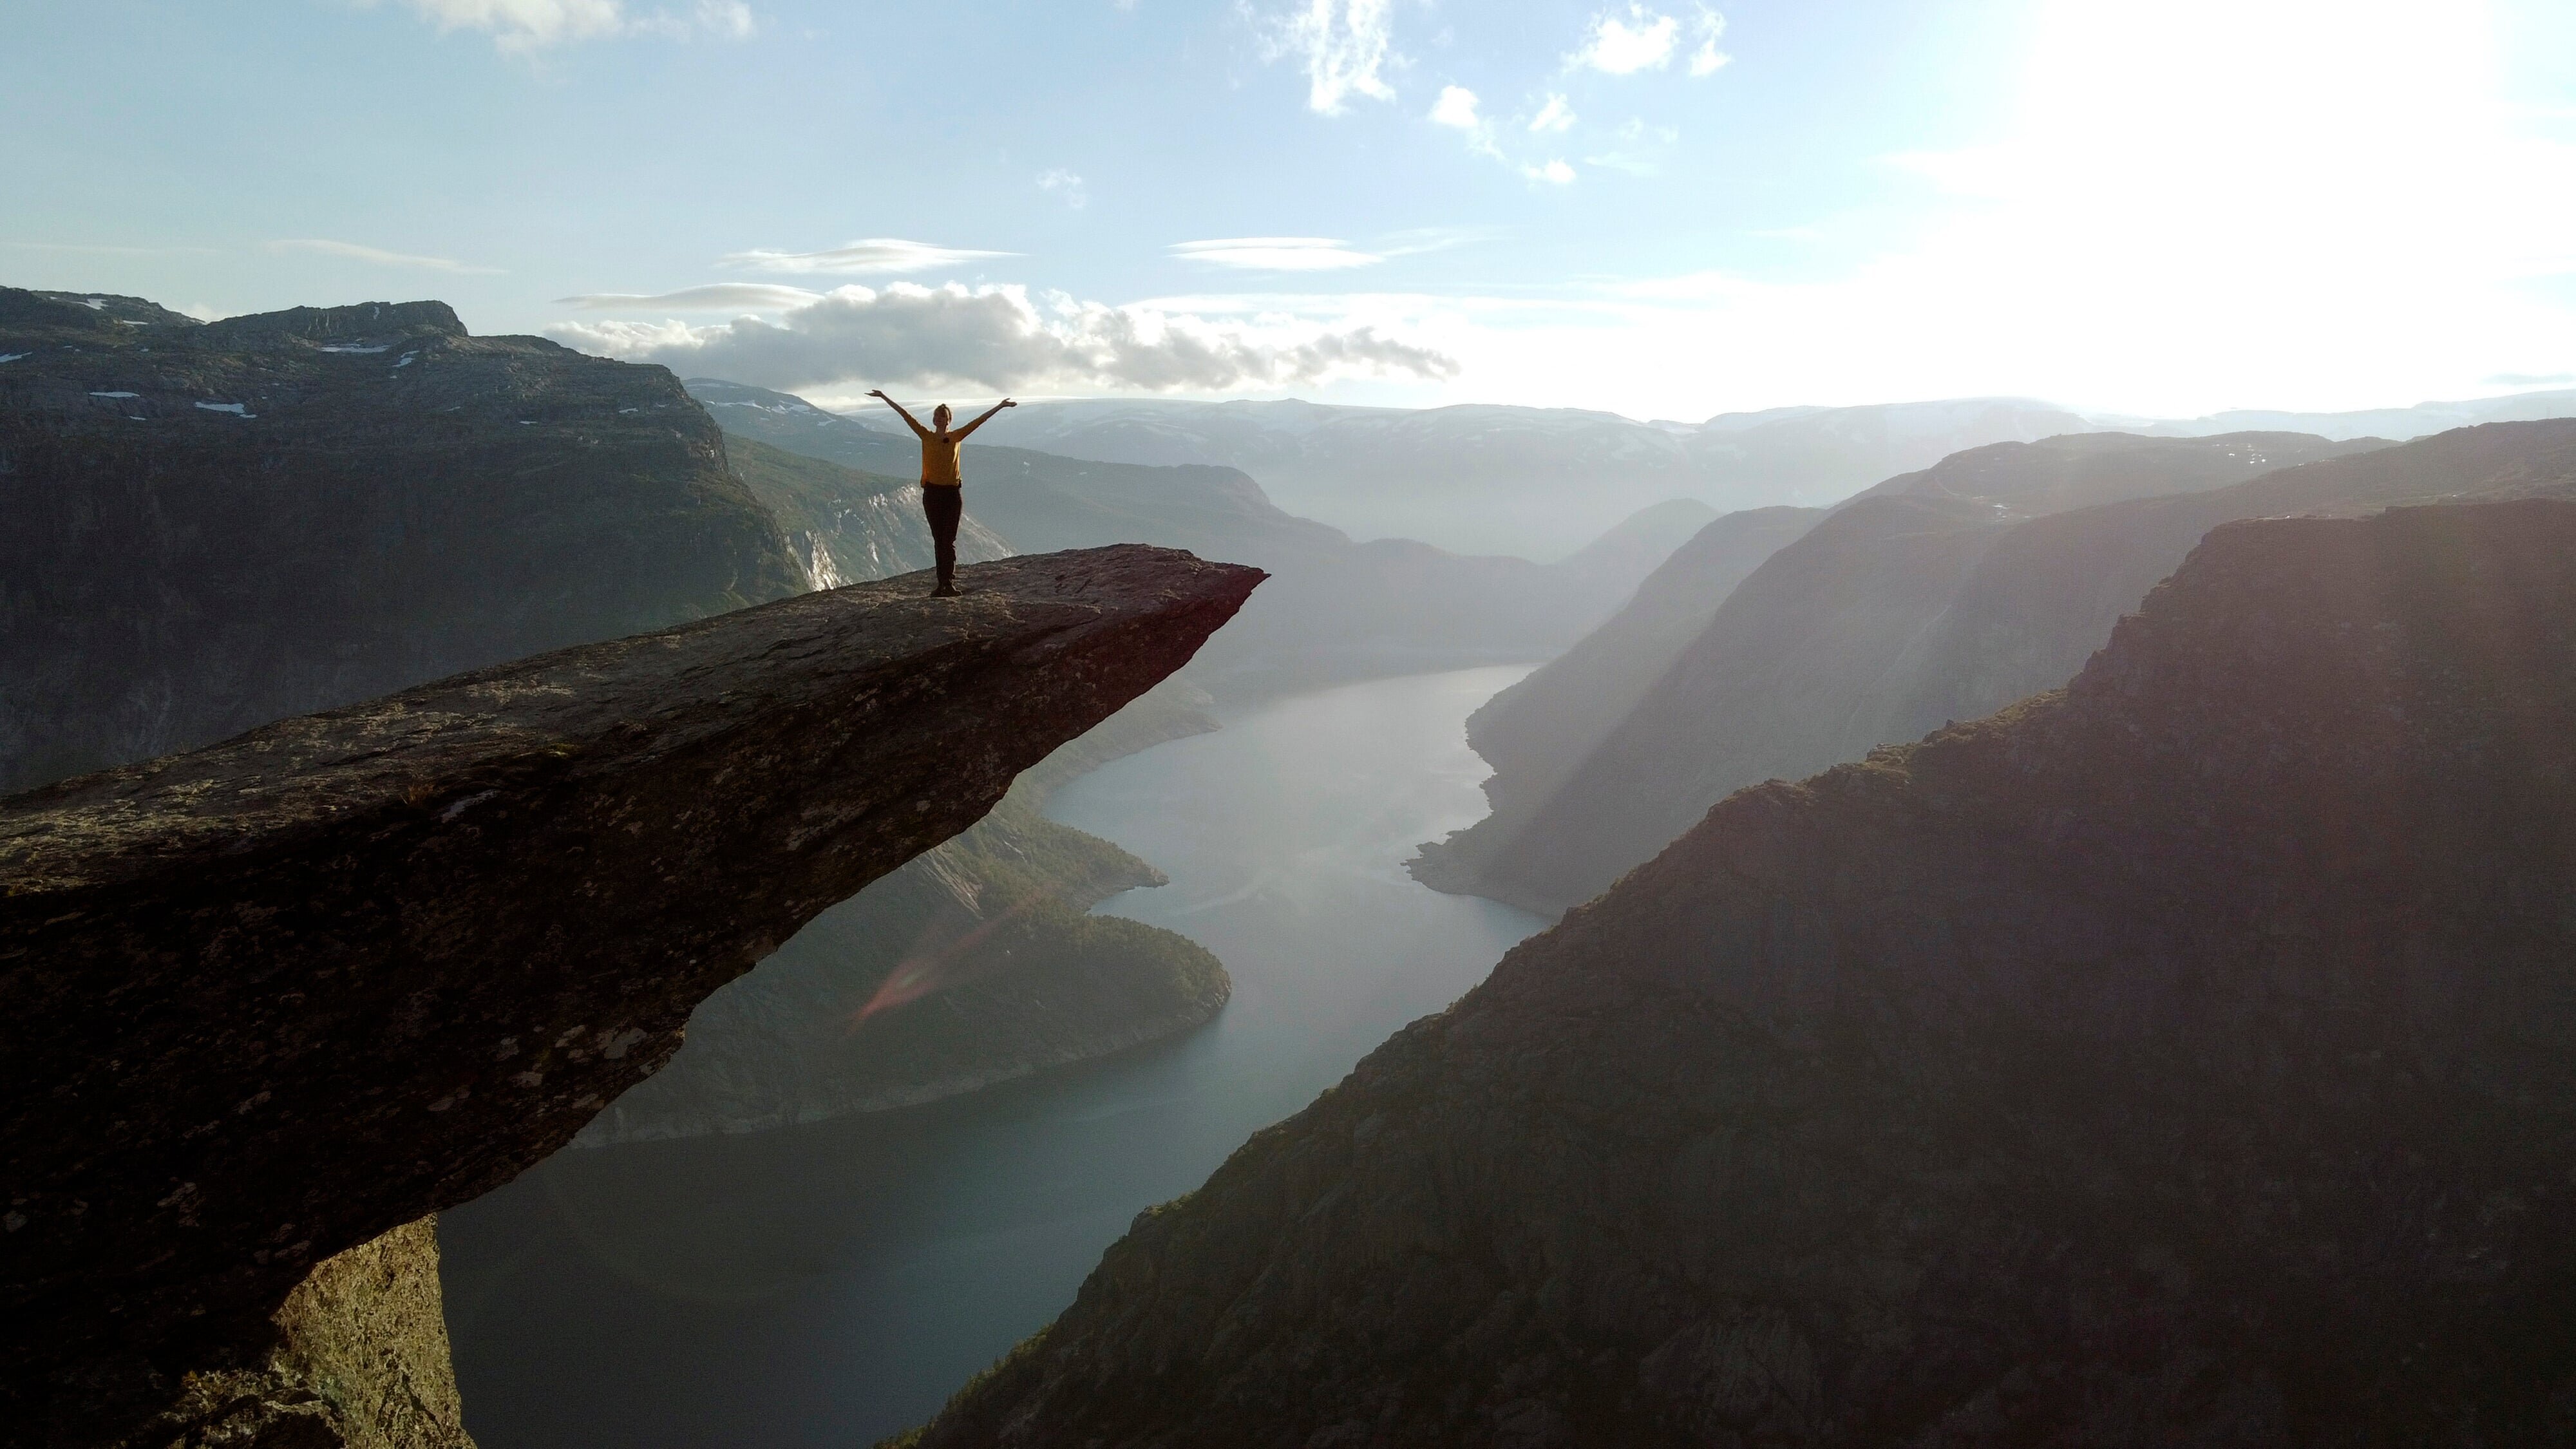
[0,545,1260,1430]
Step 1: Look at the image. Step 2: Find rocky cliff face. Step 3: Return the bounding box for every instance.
[1426,421,2576,914]
[906,500,2576,1448]
[0,547,1260,1446]
[0,288,805,793]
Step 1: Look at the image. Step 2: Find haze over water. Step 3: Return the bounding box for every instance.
[439,666,1545,1448]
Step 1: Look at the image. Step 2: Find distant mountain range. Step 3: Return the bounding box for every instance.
[957,395,2094,559]
[855,388,2576,560]
[2119,386,2576,441]
[1416,422,2576,914]
[685,378,1718,698]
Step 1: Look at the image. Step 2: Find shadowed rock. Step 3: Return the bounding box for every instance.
[904,502,2576,1448]
[0,287,813,795]
[0,545,1260,1442]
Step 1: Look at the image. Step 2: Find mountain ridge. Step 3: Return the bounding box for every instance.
[0,286,804,794]
[1421,421,2573,914]
[689,377,1720,699]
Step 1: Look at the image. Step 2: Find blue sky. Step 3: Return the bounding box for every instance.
[7,0,2575,419]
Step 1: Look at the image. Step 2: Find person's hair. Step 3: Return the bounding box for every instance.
[933,402,953,426]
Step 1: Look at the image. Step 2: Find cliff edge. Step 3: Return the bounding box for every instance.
[907,501,2576,1447]
[0,545,1261,1446]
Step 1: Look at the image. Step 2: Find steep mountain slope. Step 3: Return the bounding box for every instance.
[576,678,1230,1143]
[0,547,1260,1448]
[689,378,1712,698]
[1423,425,2573,915]
[980,395,2094,558]
[1546,497,1721,585]
[724,433,1011,585]
[906,500,2576,1448]
[0,289,805,793]
[1408,504,1826,901]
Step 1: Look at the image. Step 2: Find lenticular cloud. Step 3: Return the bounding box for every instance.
[548,282,1457,393]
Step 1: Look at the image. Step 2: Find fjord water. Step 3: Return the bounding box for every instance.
[439,667,1545,1448]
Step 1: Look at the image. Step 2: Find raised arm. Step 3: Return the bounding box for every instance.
[951,397,1017,440]
[866,388,931,439]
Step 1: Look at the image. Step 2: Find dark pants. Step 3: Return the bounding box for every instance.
[921,484,961,588]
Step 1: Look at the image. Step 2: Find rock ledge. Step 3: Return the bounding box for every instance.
[0,545,1260,1441]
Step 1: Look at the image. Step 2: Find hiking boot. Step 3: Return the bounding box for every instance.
[931,583,960,598]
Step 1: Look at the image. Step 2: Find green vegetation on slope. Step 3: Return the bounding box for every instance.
[580,679,1231,1143]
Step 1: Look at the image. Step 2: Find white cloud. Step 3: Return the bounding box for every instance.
[1427,84,1502,157]
[682,0,753,38]
[1523,159,1577,185]
[1530,93,1577,133]
[265,238,503,273]
[1171,237,1385,270]
[1688,6,1729,75]
[1037,168,1088,210]
[1258,0,1397,115]
[719,239,1018,275]
[554,283,821,310]
[1428,84,1481,130]
[1569,6,1680,75]
[548,281,1457,392]
[366,0,754,52]
[1376,225,1500,256]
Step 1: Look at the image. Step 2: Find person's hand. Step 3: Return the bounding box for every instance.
[867,388,890,401]
[999,397,1017,408]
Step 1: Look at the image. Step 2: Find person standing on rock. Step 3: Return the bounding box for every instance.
[867,390,1013,597]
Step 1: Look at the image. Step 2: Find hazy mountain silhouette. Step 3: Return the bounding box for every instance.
[974,395,2096,558]
[1411,504,1828,904]
[687,378,1719,698]
[1410,426,2576,914]
[934,388,2576,560]
[2130,385,2576,441]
